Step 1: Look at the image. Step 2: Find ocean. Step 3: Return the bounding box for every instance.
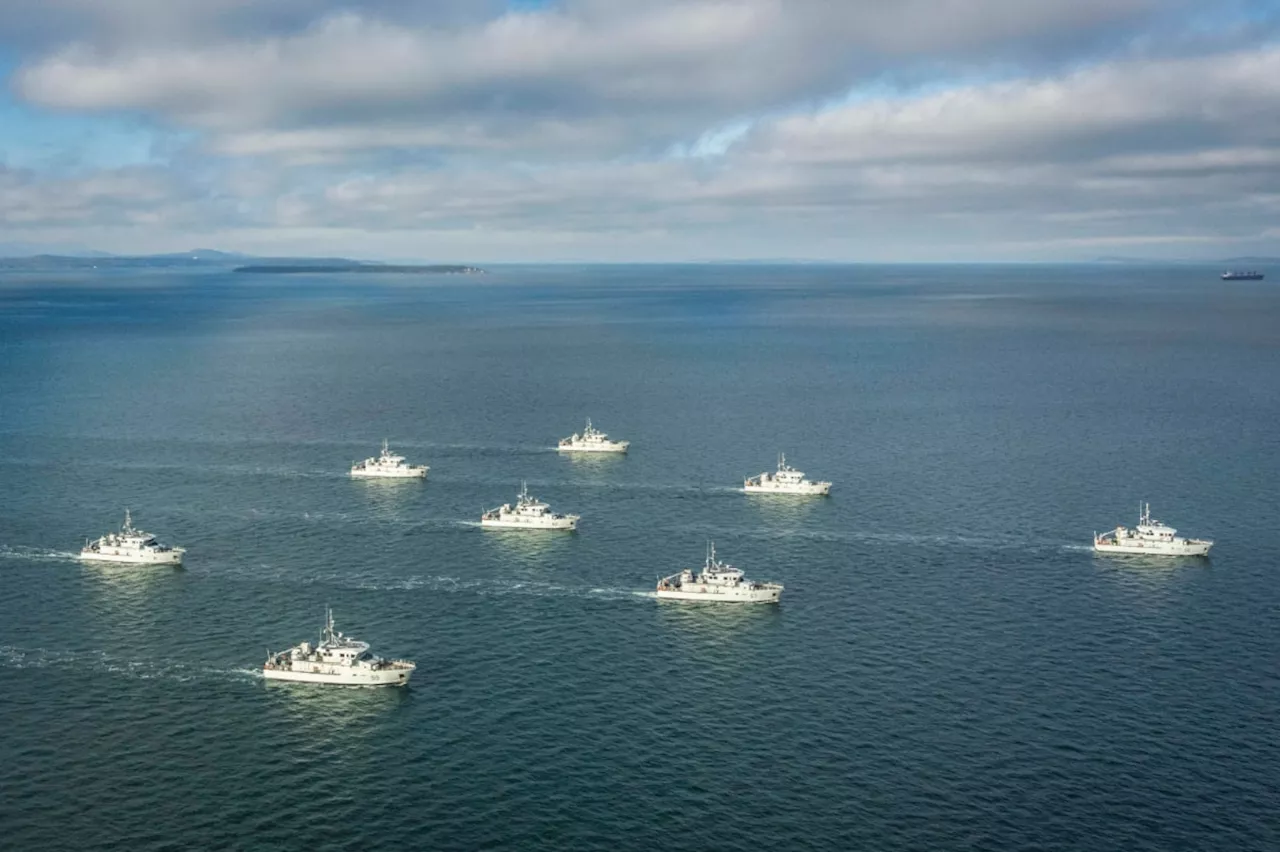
[1,263,1277,850]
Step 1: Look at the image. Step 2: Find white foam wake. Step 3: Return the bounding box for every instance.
[0,544,80,563]
[0,645,264,683]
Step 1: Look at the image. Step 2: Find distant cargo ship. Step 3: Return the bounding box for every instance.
[1221,270,1264,280]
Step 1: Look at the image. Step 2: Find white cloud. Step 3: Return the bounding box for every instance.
[16,0,1172,158]
[0,164,244,235]
[205,44,1280,259]
[3,1,1279,259]
[746,49,1280,167]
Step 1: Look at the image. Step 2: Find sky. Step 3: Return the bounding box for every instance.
[1,0,1279,261]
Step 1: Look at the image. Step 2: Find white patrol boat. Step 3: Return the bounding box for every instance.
[263,608,416,687]
[1093,503,1213,557]
[655,543,783,604]
[481,481,579,531]
[78,510,184,565]
[558,418,629,453]
[743,454,831,495]
[350,439,428,479]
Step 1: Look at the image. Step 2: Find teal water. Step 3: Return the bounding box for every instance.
[1,265,1277,850]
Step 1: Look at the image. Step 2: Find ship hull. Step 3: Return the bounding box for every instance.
[557,443,628,453]
[1093,541,1212,557]
[655,588,781,604]
[262,666,413,687]
[350,468,428,479]
[78,549,184,565]
[481,518,577,531]
[743,483,831,495]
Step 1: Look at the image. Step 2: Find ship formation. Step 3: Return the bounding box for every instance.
[64,415,1225,687]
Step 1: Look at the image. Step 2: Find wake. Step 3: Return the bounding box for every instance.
[0,645,263,683]
[0,544,80,563]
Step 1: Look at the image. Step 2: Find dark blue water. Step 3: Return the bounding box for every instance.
[1,265,1277,851]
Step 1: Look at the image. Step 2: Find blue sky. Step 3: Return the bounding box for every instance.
[0,99,157,172]
[2,1,1279,260]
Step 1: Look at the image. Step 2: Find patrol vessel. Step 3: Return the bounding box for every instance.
[481,482,580,530]
[655,543,783,603]
[78,510,184,565]
[1093,503,1213,557]
[263,608,416,687]
[558,419,629,453]
[350,439,428,478]
[743,454,831,495]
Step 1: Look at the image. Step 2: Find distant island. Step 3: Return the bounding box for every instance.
[0,249,484,274]
[233,264,484,274]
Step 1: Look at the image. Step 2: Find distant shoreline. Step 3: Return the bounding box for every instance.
[233,264,484,274]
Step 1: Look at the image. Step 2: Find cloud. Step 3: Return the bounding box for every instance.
[747,46,1280,166]
[16,0,1176,159]
[3,1,1279,259]
[0,164,228,228]
[227,43,1280,260]
[0,1,502,52]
